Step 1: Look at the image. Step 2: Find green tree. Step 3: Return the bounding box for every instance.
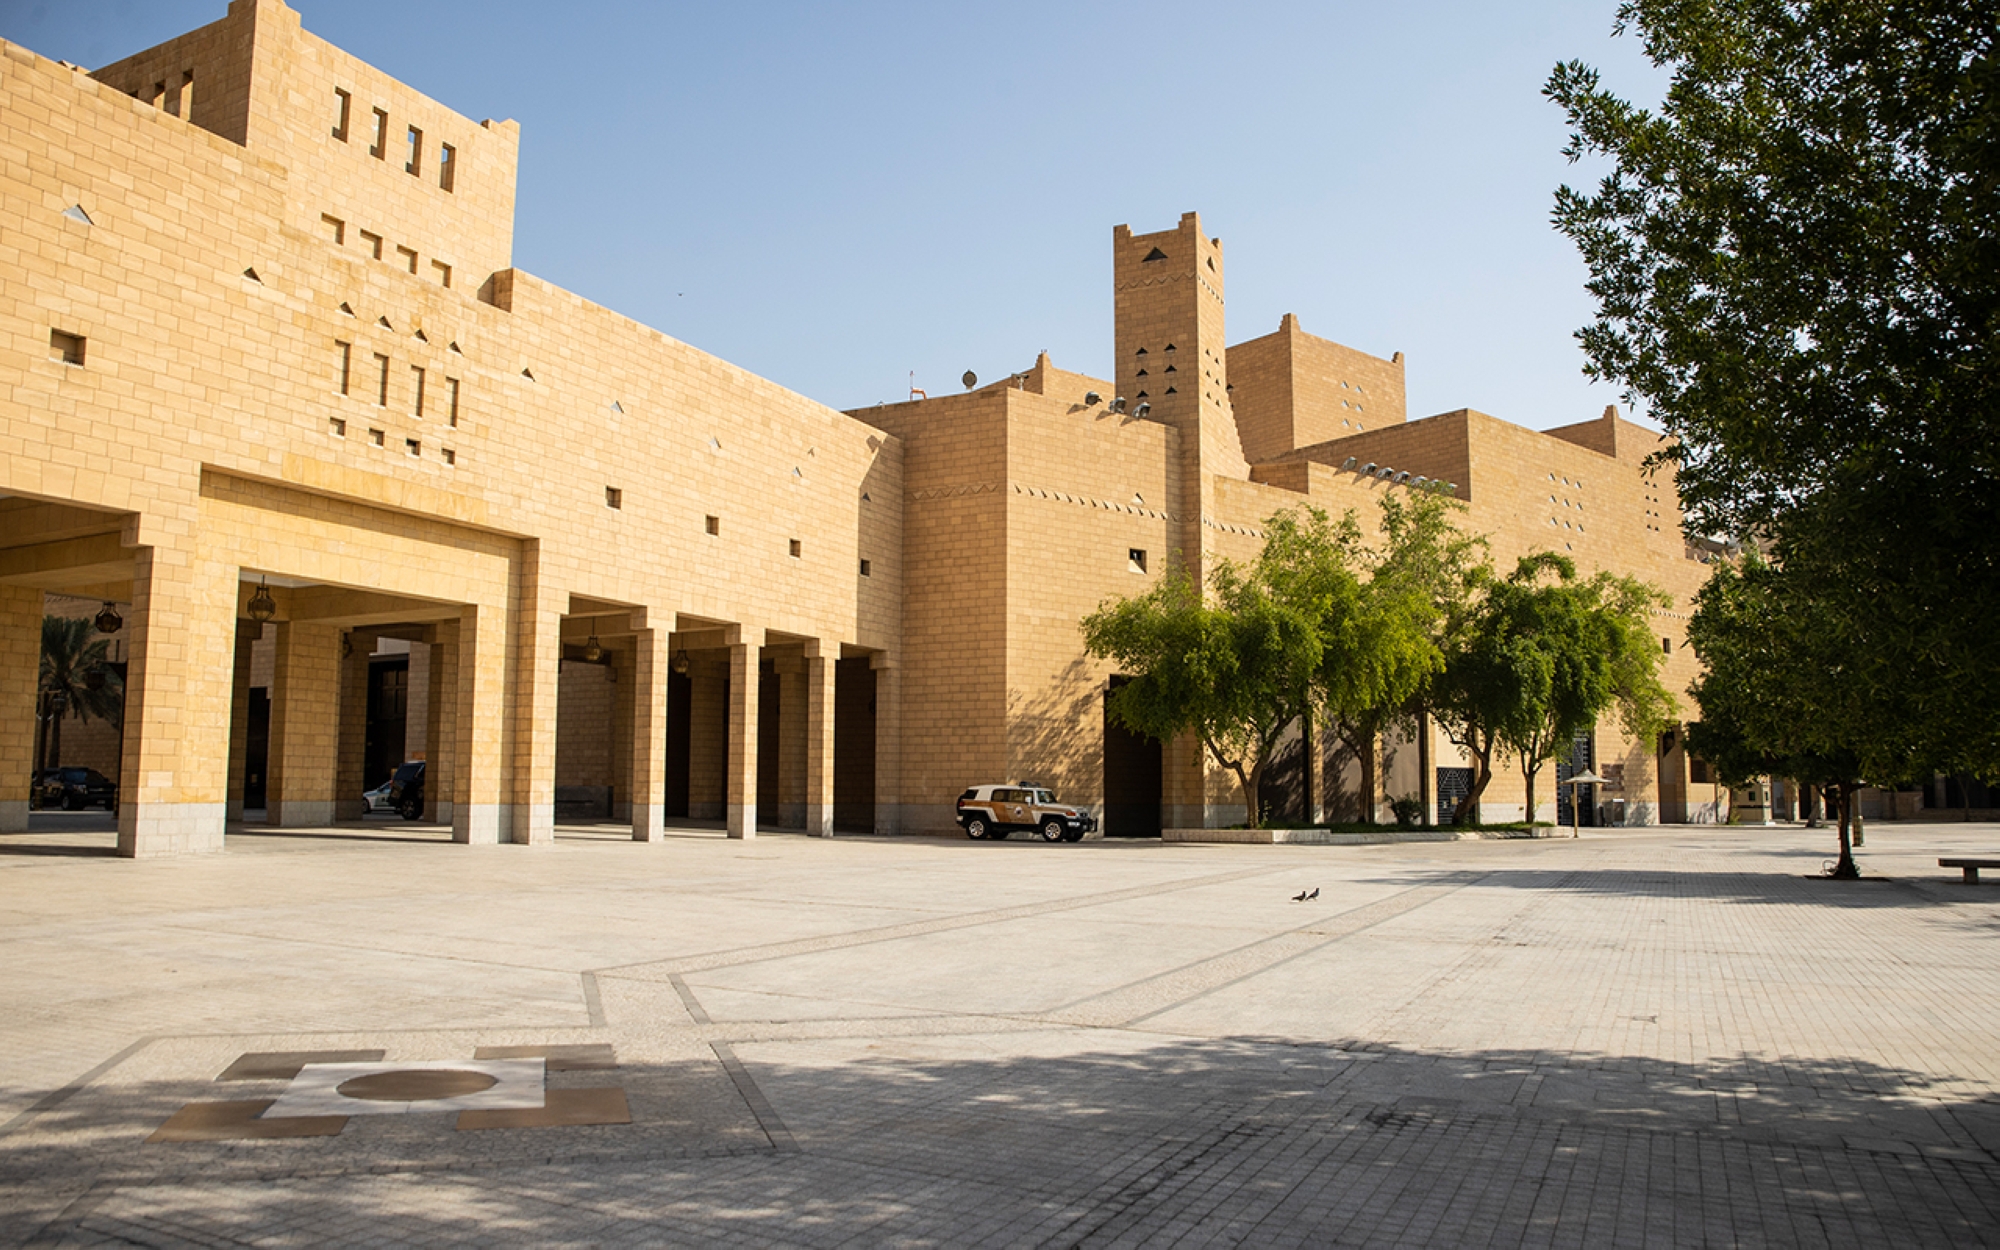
[1323,493,1486,823]
[38,615,124,775]
[1081,562,1321,828]
[1547,0,2000,780]
[1686,553,1881,877]
[1433,554,1674,825]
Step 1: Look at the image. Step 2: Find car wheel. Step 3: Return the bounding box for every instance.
[398,795,423,821]
[964,815,988,839]
[1039,817,1065,842]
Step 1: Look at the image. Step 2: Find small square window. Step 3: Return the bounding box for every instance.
[358,229,383,260]
[789,539,802,558]
[441,448,455,466]
[321,213,345,244]
[368,428,385,446]
[396,245,418,275]
[705,515,720,536]
[406,438,421,457]
[1128,548,1148,574]
[431,259,451,288]
[329,417,346,437]
[50,329,85,365]
[859,558,872,578]
[606,486,622,509]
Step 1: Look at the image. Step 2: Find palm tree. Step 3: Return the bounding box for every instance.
[38,615,124,776]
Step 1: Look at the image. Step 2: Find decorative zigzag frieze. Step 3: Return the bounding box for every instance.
[1201,515,1265,539]
[908,482,1003,503]
[1011,482,1176,522]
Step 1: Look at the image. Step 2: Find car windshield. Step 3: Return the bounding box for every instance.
[393,762,423,782]
[61,768,90,783]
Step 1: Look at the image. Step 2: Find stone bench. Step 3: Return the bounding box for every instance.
[1939,858,2000,884]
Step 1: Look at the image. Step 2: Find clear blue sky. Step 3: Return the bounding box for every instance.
[13,1,1667,427]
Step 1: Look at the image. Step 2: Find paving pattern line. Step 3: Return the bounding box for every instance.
[23,1179,118,1249]
[709,1041,798,1153]
[590,864,1293,980]
[0,1036,158,1140]
[1045,875,1485,1029]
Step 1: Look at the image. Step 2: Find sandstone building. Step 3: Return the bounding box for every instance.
[2,0,1718,857]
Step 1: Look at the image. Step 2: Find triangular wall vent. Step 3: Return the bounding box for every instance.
[1142,247,1167,262]
[521,367,535,380]
[447,340,461,353]
[338,302,355,316]
[242,267,262,283]
[610,400,624,414]
[377,316,393,329]
[413,329,428,342]
[62,205,93,225]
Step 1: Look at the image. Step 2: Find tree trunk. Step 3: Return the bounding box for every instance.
[1452,745,1492,827]
[1356,724,1377,825]
[1830,783,1860,879]
[47,705,62,771]
[1523,761,1539,830]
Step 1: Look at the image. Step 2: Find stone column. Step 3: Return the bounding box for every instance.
[804,645,836,837]
[0,585,41,832]
[334,631,372,820]
[426,621,457,826]
[508,564,563,845]
[609,643,634,824]
[629,627,667,842]
[224,620,258,822]
[871,652,900,835]
[118,543,238,856]
[451,604,506,844]
[725,633,758,839]
[267,621,342,826]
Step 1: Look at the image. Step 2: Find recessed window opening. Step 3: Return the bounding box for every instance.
[368,428,385,446]
[431,259,451,288]
[410,365,426,416]
[406,126,423,175]
[439,143,455,192]
[705,515,720,536]
[445,377,460,427]
[441,448,455,466]
[859,558,872,577]
[373,353,390,406]
[332,88,351,140]
[1128,548,1147,574]
[789,539,802,557]
[606,486,622,509]
[181,70,195,116]
[151,81,165,109]
[321,213,344,244]
[406,438,421,457]
[50,329,85,365]
[329,417,346,437]
[358,229,383,260]
[335,340,351,394]
[396,245,418,274]
[369,107,388,158]
[1662,637,1673,654]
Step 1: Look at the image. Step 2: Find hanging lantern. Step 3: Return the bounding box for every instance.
[671,647,691,675]
[93,601,123,634]
[583,633,603,663]
[247,577,276,623]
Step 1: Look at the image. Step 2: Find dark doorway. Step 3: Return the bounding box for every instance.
[1436,767,1473,825]
[364,656,408,791]
[244,688,270,808]
[1554,730,1597,827]
[833,658,874,833]
[757,659,781,819]
[1103,676,1162,836]
[665,668,691,818]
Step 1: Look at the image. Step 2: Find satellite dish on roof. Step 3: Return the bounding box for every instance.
[962,370,977,390]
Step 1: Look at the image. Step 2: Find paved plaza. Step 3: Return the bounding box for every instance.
[0,816,1996,1246]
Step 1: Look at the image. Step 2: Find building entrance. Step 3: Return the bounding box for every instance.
[1103,677,1162,836]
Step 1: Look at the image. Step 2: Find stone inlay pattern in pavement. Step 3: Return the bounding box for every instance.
[0,818,1996,1244]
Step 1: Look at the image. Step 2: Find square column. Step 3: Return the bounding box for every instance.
[507,565,563,845]
[334,631,372,820]
[804,645,836,837]
[0,585,40,832]
[872,653,900,835]
[629,627,668,842]
[425,623,457,825]
[118,544,238,856]
[224,621,258,822]
[452,605,507,844]
[267,621,342,826]
[726,633,759,839]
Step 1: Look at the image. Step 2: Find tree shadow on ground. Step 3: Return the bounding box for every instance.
[1356,864,2000,910]
[3,1033,1993,1246]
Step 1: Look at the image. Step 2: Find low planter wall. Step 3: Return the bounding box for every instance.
[1163,827,1542,846]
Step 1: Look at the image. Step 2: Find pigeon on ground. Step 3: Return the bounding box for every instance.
[1293,888,1319,902]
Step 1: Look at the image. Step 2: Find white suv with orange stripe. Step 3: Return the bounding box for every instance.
[956,784,1097,842]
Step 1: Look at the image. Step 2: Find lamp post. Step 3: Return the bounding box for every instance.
[1561,771,1605,839]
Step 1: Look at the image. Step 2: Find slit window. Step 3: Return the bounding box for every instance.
[335,340,351,394]
[445,376,460,427]
[332,87,351,140]
[439,143,455,192]
[605,487,622,509]
[373,353,390,406]
[410,365,426,416]
[50,329,85,365]
[859,558,872,577]
[405,126,423,176]
[705,515,720,536]
[789,539,802,558]
[369,107,389,158]
[180,70,194,117]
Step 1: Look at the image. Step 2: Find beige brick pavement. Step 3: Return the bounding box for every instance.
[1,815,1996,1245]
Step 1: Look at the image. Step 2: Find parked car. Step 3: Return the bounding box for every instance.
[956,784,1096,842]
[36,766,118,811]
[363,761,426,820]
